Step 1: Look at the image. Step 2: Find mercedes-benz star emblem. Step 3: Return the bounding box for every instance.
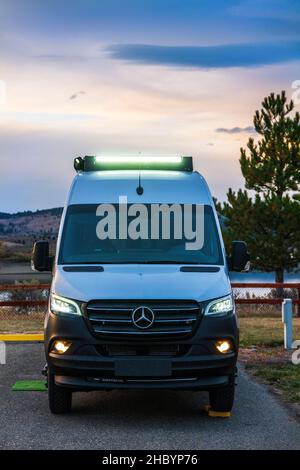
[132,306,155,329]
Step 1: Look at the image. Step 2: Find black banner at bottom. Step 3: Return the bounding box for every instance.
[0,450,298,467]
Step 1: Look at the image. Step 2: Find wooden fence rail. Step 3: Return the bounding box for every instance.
[0,284,50,291]
[0,282,300,308]
[0,300,48,307]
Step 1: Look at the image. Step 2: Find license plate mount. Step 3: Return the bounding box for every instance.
[115,359,172,377]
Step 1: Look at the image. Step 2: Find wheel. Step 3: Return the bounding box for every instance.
[48,371,72,414]
[209,375,235,412]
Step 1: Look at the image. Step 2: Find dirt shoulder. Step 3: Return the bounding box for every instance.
[239,317,300,419]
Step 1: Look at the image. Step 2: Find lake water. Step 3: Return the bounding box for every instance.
[230,271,300,283]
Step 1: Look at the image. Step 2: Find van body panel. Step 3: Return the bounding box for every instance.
[51,264,231,303]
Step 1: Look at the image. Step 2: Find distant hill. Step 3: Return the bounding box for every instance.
[5,207,63,218]
[0,207,63,237]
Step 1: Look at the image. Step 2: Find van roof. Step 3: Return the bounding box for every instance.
[68,170,213,205]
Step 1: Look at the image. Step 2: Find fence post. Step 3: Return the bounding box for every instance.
[282,299,293,350]
[0,341,6,365]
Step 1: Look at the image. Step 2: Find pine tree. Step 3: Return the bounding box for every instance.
[220,91,300,283]
[240,91,300,199]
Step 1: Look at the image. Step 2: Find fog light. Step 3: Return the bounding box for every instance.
[52,340,71,354]
[216,340,232,354]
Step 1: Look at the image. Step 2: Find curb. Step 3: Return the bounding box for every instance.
[0,334,44,342]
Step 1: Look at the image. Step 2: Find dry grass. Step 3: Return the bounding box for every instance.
[0,311,45,333]
[246,363,300,403]
[239,316,300,348]
[239,317,300,404]
[0,240,32,262]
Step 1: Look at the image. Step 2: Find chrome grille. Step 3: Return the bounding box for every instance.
[85,300,201,338]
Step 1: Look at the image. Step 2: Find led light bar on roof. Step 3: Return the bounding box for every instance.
[74,155,193,172]
[96,156,182,164]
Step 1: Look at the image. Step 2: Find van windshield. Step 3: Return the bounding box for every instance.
[58,204,223,265]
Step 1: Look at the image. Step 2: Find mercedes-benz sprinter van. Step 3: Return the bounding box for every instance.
[32,156,249,414]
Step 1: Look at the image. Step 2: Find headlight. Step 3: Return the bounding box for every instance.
[205,294,233,316]
[50,294,81,316]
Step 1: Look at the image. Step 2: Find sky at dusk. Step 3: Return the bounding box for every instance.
[0,0,300,212]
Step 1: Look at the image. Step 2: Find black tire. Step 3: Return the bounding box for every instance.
[48,371,72,414]
[209,375,235,412]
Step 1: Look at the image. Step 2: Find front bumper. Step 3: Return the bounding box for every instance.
[45,310,239,391]
[54,374,231,391]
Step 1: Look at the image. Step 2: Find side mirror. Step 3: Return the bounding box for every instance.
[229,241,250,272]
[31,241,54,272]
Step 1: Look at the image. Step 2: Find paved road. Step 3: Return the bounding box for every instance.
[0,343,299,450]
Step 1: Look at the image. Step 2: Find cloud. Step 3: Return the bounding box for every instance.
[69,91,86,100]
[215,126,256,134]
[107,41,300,69]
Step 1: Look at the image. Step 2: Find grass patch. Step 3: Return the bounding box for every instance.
[240,317,300,406]
[0,315,44,333]
[239,317,300,348]
[246,363,300,402]
[0,241,31,262]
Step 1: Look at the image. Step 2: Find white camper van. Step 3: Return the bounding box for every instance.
[32,156,249,414]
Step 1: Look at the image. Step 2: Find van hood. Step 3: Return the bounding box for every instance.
[52,265,230,303]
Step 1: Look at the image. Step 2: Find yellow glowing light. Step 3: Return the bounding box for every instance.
[52,340,71,354]
[216,340,232,354]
